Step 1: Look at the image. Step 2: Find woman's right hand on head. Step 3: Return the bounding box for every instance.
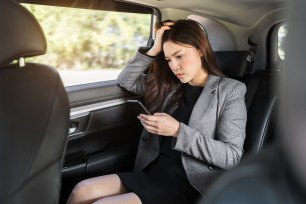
[146,21,174,57]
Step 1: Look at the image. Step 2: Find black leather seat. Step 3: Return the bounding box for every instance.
[0,1,70,203]
[198,0,306,200]
[242,71,278,154]
[214,51,253,80]
[215,50,278,156]
[200,144,306,204]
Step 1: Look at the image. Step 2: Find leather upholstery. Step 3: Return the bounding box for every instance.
[214,51,253,79]
[243,71,278,154]
[242,72,278,154]
[214,50,277,155]
[0,1,69,203]
[202,145,306,204]
[0,0,46,67]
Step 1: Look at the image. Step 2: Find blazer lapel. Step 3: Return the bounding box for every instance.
[188,74,220,129]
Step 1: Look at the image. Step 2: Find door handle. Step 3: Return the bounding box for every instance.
[69,121,79,134]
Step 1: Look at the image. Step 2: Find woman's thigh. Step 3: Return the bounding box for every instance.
[78,174,127,195]
[67,174,129,204]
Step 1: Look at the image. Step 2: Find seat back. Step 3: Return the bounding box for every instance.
[215,50,278,156]
[242,71,278,155]
[0,1,69,203]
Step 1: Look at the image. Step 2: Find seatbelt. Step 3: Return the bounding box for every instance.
[245,36,258,74]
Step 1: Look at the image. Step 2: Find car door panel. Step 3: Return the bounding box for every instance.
[60,80,143,202]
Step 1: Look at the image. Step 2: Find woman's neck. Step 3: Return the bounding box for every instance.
[189,70,209,87]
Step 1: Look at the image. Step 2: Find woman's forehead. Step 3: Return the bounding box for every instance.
[163,41,196,56]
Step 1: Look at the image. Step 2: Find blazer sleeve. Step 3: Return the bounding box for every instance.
[173,82,247,170]
[117,48,155,95]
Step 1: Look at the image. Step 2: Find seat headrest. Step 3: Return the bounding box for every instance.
[0,0,46,68]
[214,51,254,79]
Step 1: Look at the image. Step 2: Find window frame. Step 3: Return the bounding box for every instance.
[267,22,287,70]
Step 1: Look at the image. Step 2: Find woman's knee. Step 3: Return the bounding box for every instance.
[67,174,127,203]
[92,193,142,204]
[68,179,94,202]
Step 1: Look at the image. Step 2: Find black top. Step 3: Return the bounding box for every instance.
[160,83,204,162]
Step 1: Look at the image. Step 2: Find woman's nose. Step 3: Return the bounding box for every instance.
[170,61,180,71]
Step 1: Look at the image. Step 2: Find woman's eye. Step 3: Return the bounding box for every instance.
[176,55,183,59]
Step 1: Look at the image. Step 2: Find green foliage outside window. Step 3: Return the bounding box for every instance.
[24,4,151,70]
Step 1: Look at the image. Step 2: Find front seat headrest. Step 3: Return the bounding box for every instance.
[0,0,46,67]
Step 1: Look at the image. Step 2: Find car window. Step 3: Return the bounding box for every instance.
[23,4,151,86]
[278,24,288,60]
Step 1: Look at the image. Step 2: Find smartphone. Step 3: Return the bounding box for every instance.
[126,100,151,115]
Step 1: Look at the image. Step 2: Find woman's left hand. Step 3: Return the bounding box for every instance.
[137,113,180,137]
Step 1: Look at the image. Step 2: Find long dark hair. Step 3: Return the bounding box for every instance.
[145,19,224,114]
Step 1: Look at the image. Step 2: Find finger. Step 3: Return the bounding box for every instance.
[160,25,171,30]
[153,112,167,116]
[163,21,174,26]
[157,26,171,34]
[141,122,155,131]
[137,115,158,125]
[138,117,159,127]
[138,114,150,120]
[145,125,159,134]
[139,114,158,122]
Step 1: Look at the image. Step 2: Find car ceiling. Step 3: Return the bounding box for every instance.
[17,0,288,26]
[121,0,288,27]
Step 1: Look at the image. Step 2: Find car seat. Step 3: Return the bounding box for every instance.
[0,0,70,203]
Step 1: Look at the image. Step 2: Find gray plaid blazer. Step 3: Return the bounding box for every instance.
[117,50,247,195]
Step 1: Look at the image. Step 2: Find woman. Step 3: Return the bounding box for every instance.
[67,19,247,204]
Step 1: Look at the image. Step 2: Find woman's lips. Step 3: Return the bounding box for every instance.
[176,73,184,78]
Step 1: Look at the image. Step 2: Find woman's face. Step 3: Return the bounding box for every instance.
[163,41,208,86]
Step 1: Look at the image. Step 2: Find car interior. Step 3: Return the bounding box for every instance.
[0,0,70,203]
[1,0,293,203]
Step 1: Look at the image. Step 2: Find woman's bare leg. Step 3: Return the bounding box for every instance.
[92,193,142,204]
[66,174,128,204]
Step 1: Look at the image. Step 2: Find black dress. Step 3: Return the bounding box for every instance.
[118,84,203,204]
